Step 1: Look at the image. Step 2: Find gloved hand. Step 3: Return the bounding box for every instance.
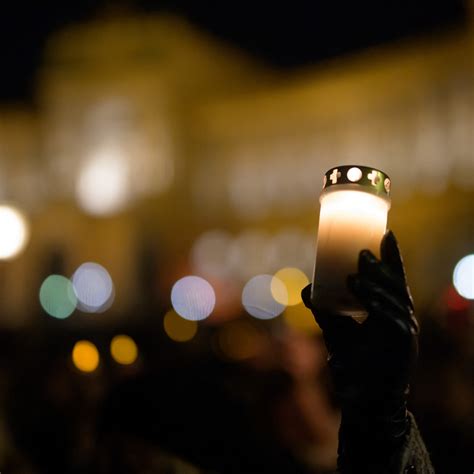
[302,230,419,471]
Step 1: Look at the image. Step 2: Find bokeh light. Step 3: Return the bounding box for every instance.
[217,320,263,361]
[453,254,474,300]
[242,274,287,320]
[72,340,99,373]
[0,205,29,260]
[266,228,314,277]
[171,276,215,321]
[110,335,138,365]
[443,285,470,312]
[72,262,114,313]
[271,267,309,306]
[283,303,321,335]
[228,230,270,281]
[76,148,130,216]
[163,310,198,342]
[39,274,77,319]
[202,276,242,325]
[191,229,233,279]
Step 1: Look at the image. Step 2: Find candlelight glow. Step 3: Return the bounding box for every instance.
[0,205,29,260]
[72,340,99,373]
[242,274,287,320]
[453,254,474,300]
[347,167,363,182]
[313,187,390,314]
[320,189,390,218]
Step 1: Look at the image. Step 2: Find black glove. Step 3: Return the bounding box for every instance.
[302,230,419,472]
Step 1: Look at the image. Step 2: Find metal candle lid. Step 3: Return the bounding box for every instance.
[322,165,391,198]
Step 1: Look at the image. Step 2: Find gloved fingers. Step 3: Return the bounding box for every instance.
[357,249,413,310]
[347,274,413,325]
[409,313,420,335]
[381,230,415,311]
[301,283,361,334]
[302,283,331,331]
[301,283,313,309]
[380,230,406,278]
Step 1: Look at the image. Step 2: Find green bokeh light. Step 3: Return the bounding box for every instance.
[39,275,77,319]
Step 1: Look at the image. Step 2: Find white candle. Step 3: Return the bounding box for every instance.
[311,166,391,318]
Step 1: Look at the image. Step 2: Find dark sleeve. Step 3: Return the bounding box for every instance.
[337,411,435,474]
[397,412,435,474]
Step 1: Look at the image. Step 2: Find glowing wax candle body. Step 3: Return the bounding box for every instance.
[311,166,391,318]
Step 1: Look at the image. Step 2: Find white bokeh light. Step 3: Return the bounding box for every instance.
[0,205,29,260]
[76,148,130,216]
[242,274,287,320]
[72,262,115,312]
[453,254,474,300]
[191,230,233,279]
[171,276,216,321]
[229,230,271,281]
[266,228,314,276]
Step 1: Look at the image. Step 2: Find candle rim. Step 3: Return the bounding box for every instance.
[322,165,391,199]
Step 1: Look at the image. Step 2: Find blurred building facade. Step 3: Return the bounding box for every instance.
[0,11,473,325]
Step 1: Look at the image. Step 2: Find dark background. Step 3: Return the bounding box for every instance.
[1,0,469,103]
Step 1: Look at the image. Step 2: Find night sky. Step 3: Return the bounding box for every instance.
[0,0,469,104]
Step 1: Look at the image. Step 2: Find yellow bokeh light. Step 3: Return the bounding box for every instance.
[271,267,309,306]
[110,335,138,365]
[242,274,287,319]
[283,303,321,335]
[163,310,198,342]
[72,340,99,373]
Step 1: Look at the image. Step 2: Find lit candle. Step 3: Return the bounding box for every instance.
[311,166,391,318]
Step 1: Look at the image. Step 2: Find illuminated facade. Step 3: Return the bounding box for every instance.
[0,13,472,323]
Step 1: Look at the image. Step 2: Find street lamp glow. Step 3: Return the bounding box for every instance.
[76,148,130,216]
